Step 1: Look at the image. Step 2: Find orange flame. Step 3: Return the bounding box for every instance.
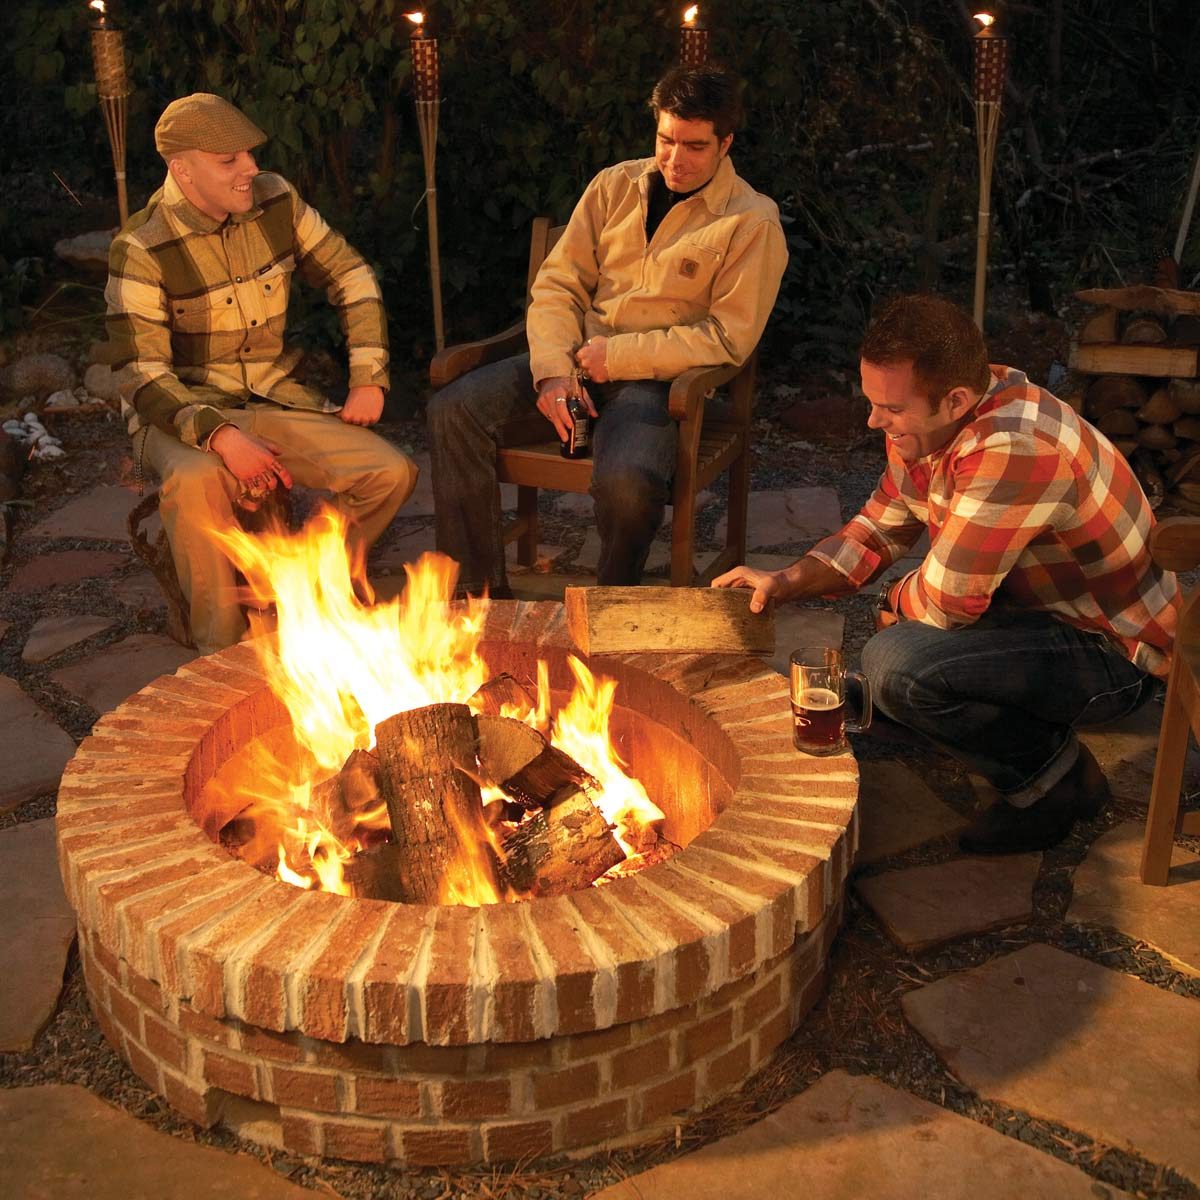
[683,5,700,25]
[206,503,662,902]
[973,11,995,31]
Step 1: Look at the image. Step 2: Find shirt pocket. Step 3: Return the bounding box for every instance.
[655,240,723,302]
[169,284,237,335]
[256,254,295,302]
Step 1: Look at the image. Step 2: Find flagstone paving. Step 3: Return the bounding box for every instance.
[0,820,76,1051]
[769,605,845,676]
[27,483,153,542]
[854,760,969,864]
[110,570,168,615]
[856,854,1041,952]
[716,485,843,548]
[48,633,195,716]
[1080,701,1200,802]
[9,550,128,592]
[0,676,75,812]
[0,1085,315,1199]
[21,615,114,664]
[591,1070,1131,1200]
[1067,822,1200,976]
[902,943,1200,1184]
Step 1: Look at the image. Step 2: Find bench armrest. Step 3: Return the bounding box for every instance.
[430,321,527,390]
[668,361,744,423]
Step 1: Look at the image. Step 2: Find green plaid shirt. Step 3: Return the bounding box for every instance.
[106,171,389,448]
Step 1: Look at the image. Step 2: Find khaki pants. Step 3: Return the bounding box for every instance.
[142,405,417,654]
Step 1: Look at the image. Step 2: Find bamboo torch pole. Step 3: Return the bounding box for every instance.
[88,0,131,227]
[971,12,1009,330]
[406,11,445,351]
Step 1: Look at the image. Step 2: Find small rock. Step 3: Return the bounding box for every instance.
[1,352,75,398]
[83,361,120,403]
[53,227,114,269]
[45,389,80,410]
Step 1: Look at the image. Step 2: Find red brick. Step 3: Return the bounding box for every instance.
[300,900,392,1041]
[308,1037,391,1073]
[612,1034,670,1090]
[361,903,433,1044]
[440,1078,511,1119]
[680,1009,734,1066]
[282,1113,323,1156]
[108,984,142,1040]
[561,1098,628,1149]
[93,1003,122,1054]
[124,1036,162,1091]
[237,889,344,1029]
[321,1118,390,1163]
[145,673,253,709]
[57,797,183,834]
[702,1039,753,1097]
[179,1003,236,1047]
[638,1069,696,1126]
[483,1120,555,1163]
[127,970,164,1013]
[92,853,226,952]
[240,1026,304,1064]
[524,897,600,1034]
[401,1126,473,1165]
[751,1006,794,1066]
[177,657,265,694]
[698,970,757,1015]
[143,1013,187,1071]
[391,1042,470,1073]
[566,889,657,1027]
[741,974,783,1033]
[532,1061,599,1110]
[92,936,122,985]
[482,1038,556,1071]
[270,1065,341,1112]
[480,903,543,1042]
[635,1002,698,1040]
[423,907,477,1044]
[202,1049,259,1097]
[353,1076,421,1118]
[162,1069,220,1127]
[564,1023,631,1062]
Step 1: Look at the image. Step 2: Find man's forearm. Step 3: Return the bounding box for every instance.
[775,554,860,603]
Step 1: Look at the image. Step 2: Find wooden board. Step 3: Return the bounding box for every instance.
[1074,285,1200,317]
[564,585,774,655]
[1069,342,1200,379]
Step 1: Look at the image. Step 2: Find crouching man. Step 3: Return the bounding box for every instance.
[715,294,1179,854]
[106,93,416,652]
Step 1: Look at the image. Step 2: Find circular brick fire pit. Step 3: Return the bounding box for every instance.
[56,600,858,1166]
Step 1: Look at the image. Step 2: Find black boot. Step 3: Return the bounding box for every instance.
[958,745,1110,855]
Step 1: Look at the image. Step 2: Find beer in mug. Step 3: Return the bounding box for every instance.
[789,646,872,756]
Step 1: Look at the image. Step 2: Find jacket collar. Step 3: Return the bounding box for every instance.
[634,154,736,215]
[160,171,264,234]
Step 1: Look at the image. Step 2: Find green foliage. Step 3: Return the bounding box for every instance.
[4,0,1200,380]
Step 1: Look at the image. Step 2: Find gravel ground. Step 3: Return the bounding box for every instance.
[2,322,1199,1198]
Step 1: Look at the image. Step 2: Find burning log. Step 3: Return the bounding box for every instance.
[497,787,624,897]
[374,702,501,904]
[310,747,382,842]
[468,672,535,719]
[565,585,775,655]
[342,843,408,902]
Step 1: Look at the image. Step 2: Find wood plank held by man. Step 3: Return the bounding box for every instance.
[564,585,775,655]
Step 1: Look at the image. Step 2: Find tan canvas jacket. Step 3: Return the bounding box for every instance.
[106,172,388,449]
[527,155,787,384]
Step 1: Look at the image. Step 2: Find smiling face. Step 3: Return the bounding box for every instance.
[861,358,980,463]
[170,149,260,221]
[655,112,732,193]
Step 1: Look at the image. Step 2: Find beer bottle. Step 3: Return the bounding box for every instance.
[559,367,592,459]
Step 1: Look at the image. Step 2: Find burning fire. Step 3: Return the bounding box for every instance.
[205,504,664,904]
[683,5,700,25]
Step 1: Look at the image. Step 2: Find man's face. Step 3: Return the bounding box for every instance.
[655,112,732,193]
[172,149,259,221]
[861,359,975,463]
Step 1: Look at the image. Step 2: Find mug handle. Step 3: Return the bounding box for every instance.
[845,671,873,733]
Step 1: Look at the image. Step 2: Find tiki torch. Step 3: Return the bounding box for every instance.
[406,11,445,351]
[971,11,1009,329]
[88,0,131,226]
[680,5,709,67]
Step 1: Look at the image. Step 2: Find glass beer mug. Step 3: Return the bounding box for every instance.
[789,646,872,755]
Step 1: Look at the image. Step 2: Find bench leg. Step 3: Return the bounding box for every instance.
[1141,664,1191,884]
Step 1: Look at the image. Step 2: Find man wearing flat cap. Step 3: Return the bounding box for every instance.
[106,93,416,653]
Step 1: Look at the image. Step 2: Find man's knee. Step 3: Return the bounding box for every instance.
[591,466,668,528]
[426,384,467,441]
[156,450,233,517]
[860,622,946,718]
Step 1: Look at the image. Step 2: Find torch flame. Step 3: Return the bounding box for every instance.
[683,5,699,25]
[204,503,664,901]
[973,11,995,30]
[89,0,106,12]
[405,11,425,28]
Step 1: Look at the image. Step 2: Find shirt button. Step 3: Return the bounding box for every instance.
[175,307,184,315]
[264,284,271,292]
[226,297,233,304]
[250,319,258,326]
[235,276,243,283]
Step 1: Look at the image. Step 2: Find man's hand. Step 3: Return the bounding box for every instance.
[339,385,385,426]
[575,337,610,383]
[535,376,597,441]
[209,425,293,492]
[711,564,789,614]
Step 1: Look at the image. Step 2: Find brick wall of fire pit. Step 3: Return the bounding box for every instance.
[56,600,857,1166]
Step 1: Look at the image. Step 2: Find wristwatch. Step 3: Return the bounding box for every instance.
[875,579,895,617]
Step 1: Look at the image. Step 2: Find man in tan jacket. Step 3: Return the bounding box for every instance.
[428,66,787,595]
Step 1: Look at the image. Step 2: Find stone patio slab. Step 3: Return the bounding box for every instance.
[0,1084,315,1199]
[1067,822,1200,975]
[49,634,195,716]
[1080,701,1200,803]
[902,942,1200,1183]
[717,486,843,549]
[575,528,674,575]
[856,854,1041,952]
[769,605,845,677]
[855,761,968,865]
[372,523,438,573]
[28,483,153,542]
[0,676,75,812]
[591,1069,1130,1200]
[9,550,127,592]
[0,820,77,1051]
[22,615,114,664]
[111,570,167,614]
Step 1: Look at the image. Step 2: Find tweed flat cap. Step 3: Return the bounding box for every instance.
[154,93,267,159]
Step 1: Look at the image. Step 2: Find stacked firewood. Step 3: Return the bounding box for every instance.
[1071,285,1200,509]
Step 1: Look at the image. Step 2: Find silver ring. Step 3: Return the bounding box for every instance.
[555,396,567,403]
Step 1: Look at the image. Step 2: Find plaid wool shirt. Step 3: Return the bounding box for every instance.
[807,366,1180,678]
[106,172,388,448]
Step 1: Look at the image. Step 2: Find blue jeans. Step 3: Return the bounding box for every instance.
[859,609,1156,803]
[427,353,677,589]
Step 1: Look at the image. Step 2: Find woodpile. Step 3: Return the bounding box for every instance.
[1070,285,1200,509]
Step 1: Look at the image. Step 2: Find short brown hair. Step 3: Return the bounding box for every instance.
[860,294,991,405]
[650,66,742,140]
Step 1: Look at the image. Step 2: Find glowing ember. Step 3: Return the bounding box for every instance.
[205,504,665,903]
